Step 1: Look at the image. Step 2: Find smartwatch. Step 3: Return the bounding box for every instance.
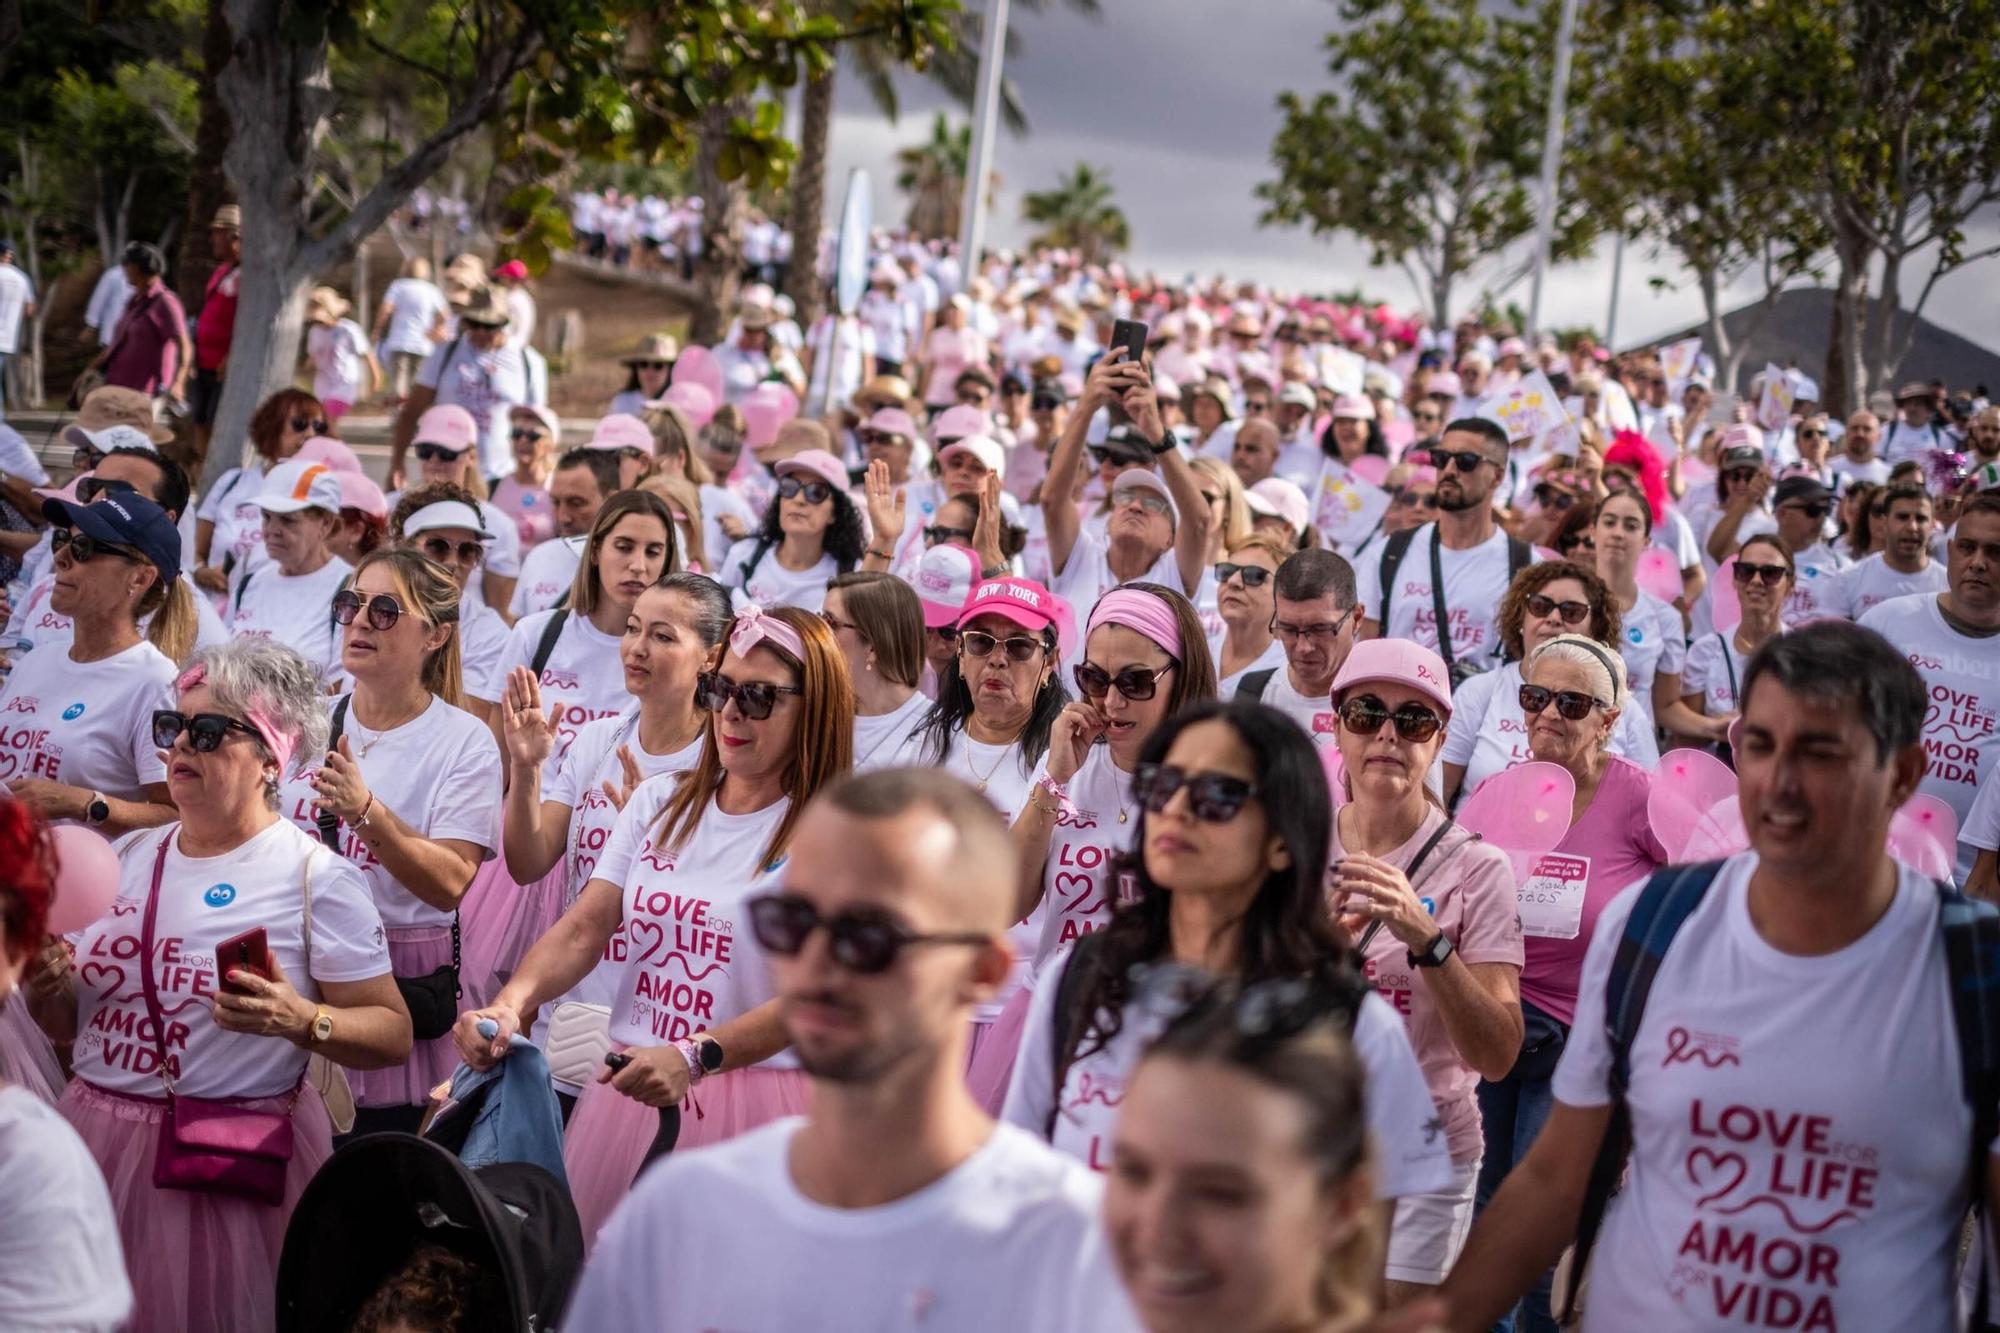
[677,1033,725,1084]
[85,792,111,826]
[1409,931,1454,970]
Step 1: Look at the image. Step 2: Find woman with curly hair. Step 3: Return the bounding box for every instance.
[192,388,327,598]
[716,449,865,612]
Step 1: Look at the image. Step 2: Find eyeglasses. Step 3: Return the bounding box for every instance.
[415,442,469,463]
[331,589,408,630]
[777,477,835,504]
[1732,561,1790,586]
[1271,617,1346,644]
[746,891,989,975]
[1115,490,1172,517]
[152,709,263,753]
[818,611,863,639]
[52,528,140,565]
[632,360,671,371]
[695,669,801,721]
[958,629,1044,663]
[1336,694,1444,742]
[1133,763,1259,822]
[1074,660,1176,702]
[1214,562,1272,588]
[1524,593,1591,626]
[1427,448,1489,474]
[510,427,545,442]
[289,416,330,434]
[1519,683,1603,721]
[75,476,138,504]
[420,536,485,566]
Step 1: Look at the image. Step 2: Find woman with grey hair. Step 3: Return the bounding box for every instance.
[28,637,409,1333]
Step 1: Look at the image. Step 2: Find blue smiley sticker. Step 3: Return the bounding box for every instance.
[203,883,237,908]
[1626,626,1643,645]
[1419,896,1437,917]
[62,703,85,720]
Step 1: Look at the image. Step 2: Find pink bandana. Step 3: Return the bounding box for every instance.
[173,662,300,773]
[729,604,806,663]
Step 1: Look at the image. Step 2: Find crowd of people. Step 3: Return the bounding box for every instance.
[0,220,1997,1333]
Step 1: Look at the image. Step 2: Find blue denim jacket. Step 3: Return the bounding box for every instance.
[438,1034,569,1188]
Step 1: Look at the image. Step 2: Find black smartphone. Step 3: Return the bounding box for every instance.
[1109,318,1148,366]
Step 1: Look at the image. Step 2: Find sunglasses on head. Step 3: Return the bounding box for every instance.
[332,589,409,630]
[52,528,140,565]
[509,427,545,442]
[1427,447,1489,474]
[1133,762,1259,822]
[924,524,974,547]
[1337,693,1444,743]
[70,446,106,471]
[1215,562,1272,588]
[420,535,485,566]
[1074,660,1176,702]
[289,416,330,434]
[747,891,989,975]
[1519,683,1602,721]
[415,442,469,463]
[152,709,262,753]
[777,476,834,504]
[1732,560,1790,586]
[958,628,1043,663]
[1525,593,1591,626]
[695,669,801,721]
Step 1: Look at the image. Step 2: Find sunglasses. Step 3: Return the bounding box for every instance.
[1560,536,1597,556]
[1115,490,1172,517]
[70,446,106,471]
[777,477,834,504]
[1214,562,1272,588]
[1031,396,1063,412]
[1519,683,1602,721]
[1732,561,1790,586]
[1336,693,1444,743]
[1133,763,1259,822]
[746,892,989,975]
[415,442,470,463]
[1427,448,1489,474]
[695,669,801,721]
[75,476,138,504]
[420,536,486,566]
[1245,399,1272,413]
[1782,503,1831,520]
[924,524,974,547]
[52,528,140,565]
[632,360,671,371]
[289,416,331,434]
[1525,593,1591,625]
[1534,487,1577,510]
[958,629,1043,663]
[152,709,262,753]
[1074,660,1176,702]
[509,427,545,442]
[1413,409,1442,422]
[1798,428,1825,439]
[1395,489,1438,509]
[1722,468,1761,485]
[858,430,903,447]
[332,589,409,630]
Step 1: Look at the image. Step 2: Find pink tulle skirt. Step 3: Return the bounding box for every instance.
[457,856,566,1011]
[563,1061,810,1250]
[349,925,459,1108]
[61,1077,333,1333]
[965,982,1033,1114]
[0,997,65,1102]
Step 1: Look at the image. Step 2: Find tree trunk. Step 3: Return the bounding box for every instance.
[1823,221,1872,418]
[689,97,748,347]
[176,0,234,309]
[783,64,835,328]
[1696,266,1737,396]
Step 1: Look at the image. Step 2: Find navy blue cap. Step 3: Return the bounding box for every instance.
[42,493,182,583]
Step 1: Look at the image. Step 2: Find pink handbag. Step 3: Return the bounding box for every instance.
[139,828,300,1207]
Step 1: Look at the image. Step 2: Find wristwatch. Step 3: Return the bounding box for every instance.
[84,792,110,825]
[1409,931,1454,970]
[1145,431,1176,457]
[308,1005,334,1044]
[676,1033,725,1084]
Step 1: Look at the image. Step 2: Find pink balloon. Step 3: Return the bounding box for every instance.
[1381,420,1416,458]
[45,825,122,936]
[1710,557,1743,634]
[1637,547,1683,603]
[1321,746,1349,809]
[1646,748,1739,861]
[1899,792,1959,849]
[745,382,800,425]
[742,398,788,450]
[1348,454,1390,487]
[1681,796,1750,861]
[670,345,725,403]
[663,382,717,429]
[1887,807,1956,880]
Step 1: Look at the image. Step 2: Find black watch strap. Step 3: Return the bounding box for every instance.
[1409,931,1453,969]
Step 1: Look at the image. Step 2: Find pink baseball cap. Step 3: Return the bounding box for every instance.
[1427,371,1464,398]
[1721,423,1766,455]
[413,404,477,452]
[864,407,918,440]
[1496,336,1529,358]
[1330,394,1376,421]
[1330,638,1453,716]
[937,434,1006,481]
[1245,478,1311,538]
[336,472,388,519]
[912,544,979,628]
[588,413,655,455]
[957,575,1063,637]
[774,449,849,492]
[493,259,529,281]
[929,404,992,443]
[663,382,717,429]
[294,435,362,473]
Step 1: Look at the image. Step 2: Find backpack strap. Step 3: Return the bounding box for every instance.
[1939,885,2000,1330]
[314,695,350,852]
[1234,668,1277,704]
[529,609,569,678]
[737,537,776,593]
[1376,525,1420,628]
[232,569,255,615]
[1506,533,1533,580]
[1426,525,1458,680]
[1718,632,1739,705]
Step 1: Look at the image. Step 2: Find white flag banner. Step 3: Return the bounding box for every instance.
[1660,337,1703,395]
[1312,462,1394,552]
[1480,370,1580,454]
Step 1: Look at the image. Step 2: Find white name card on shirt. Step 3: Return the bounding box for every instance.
[1518,852,1590,939]
[1313,465,1393,551]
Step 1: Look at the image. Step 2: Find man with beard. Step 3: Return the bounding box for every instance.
[1967,405,2000,490]
[1768,474,1850,624]
[1820,483,1946,620]
[564,769,1139,1332]
[1829,409,1892,495]
[1357,418,1529,681]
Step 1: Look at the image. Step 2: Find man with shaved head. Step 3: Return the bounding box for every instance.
[565,769,1141,1332]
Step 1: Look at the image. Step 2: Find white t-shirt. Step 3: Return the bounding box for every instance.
[1210,634,1286,700]
[378,277,448,355]
[307,318,370,403]
[1033,746,1137,973]
[1444,662,1655,802]
[1781,542,1851,625]
[279,694,500,928]
[699,483,759,575]
[0,641,175,802]
[0,263,33,354]
[230,556,353,679]
[1618,590,1688,746]
[0,1086,133,1332]
[566,1117,1141,1333]
[1002,954,1453,1201]
[1818,553,1948,621]
[1859,595,1999,880]
[852,691,930,771]
[804,315,878,411]
[1882,420,1949,466]
[1049,527,1189,627]
[509,533,584,618]
[1681,631,1753,719]
[1966,765,2000,855]
[930,727,1047,1022]
[459,596,511,704]
[6,569,228,661]
[1256,663,1339,749]
[0,421,51,487]
[1356,525,1515,674]
[73,820,389,1099]
[196,462,270,581]
[719,536,839,612]
[1828,453,1891,494]
[416,338,532,476]
[595,782,793,1058]
[1552,857,1969,1332]
[502,608,631,784]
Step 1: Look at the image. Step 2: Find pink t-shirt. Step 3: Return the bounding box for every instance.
[1518,756,1667,1026]
[922,326,988,407]
[1333,805,1523,1166]
[489,477,556,548]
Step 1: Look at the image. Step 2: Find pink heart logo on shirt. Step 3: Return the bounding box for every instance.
[1685,1147,1748,1208]
[78,961,127,998]
[625,918,668,965]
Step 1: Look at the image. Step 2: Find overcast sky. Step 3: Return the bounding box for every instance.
[813,0,1996,350]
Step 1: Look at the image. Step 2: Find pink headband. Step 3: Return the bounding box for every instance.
[173,663,300,773]
[1086,587,1183,660]
[729,604,806,663]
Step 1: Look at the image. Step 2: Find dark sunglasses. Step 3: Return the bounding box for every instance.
[415,441,469,463]
[1798,428,1825,439]
[1337,693,1444,743]
[420,536,485,566]
[152,709,262,753]
[958,629,1043,663]
[1031,395,1063,412]
[1413,408,1442,421]
[1427,448,1489,474]
[289,416,330,434]
[70,446,106,470]
[1074,660,1176,702]
[509,427,545,442]
[1525,593,1591,626]
[1559,536,1597,556]
[1519,683,1602,721]
[632,360,671,371]
[52,528,140,565]
[1133,763,1259,822]
[777,476,834,504]
[1214,562,1272,588]
[1782,502,1831,520]
[747,891,989,975]
[76,476,138,504]
[924,524,974,547]
[332,589,408,630]
[696,669,801,721]
[1395,489,1438,509]
[1722,468,1761,485]
[858,430,903,448]
[1732,561,1790,586]
[1534,487,1577,510]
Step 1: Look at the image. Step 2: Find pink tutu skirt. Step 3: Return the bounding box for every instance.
[965,981,1034,1114]
[563,1061,810,1250]
[457,856,566,1011]
[348,925,459,1108]
[61,1077,333,1333]
[0,997,65,1102]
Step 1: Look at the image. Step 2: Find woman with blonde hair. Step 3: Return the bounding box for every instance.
[647,402,756,570]
[1185,455,1255,639]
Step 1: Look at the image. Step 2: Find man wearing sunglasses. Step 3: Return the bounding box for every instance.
[564,769,1139,1332]
[1768,475,1850,624]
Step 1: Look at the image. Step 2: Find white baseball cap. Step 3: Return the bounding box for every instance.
[254,459,344,514]
[936,434,1007,481]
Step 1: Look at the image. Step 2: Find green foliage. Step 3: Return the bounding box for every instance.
[1021,161,1129,263]
[896,112,970,239]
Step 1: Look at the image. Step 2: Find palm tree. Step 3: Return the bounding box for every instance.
[896,114,973,241]
[1021,162,1129,264]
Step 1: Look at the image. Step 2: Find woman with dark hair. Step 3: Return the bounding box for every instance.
[822,571,929,769]
[1319,393,1386,467]
[1591,491,1726,751]
[1682,532,1793,728]
[1002,702,1449,1220]
[717,450,865,612]
[1840,480,1884,559]
[193,388,327,597]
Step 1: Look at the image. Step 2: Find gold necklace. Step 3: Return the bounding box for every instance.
[963,738,1011,793]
